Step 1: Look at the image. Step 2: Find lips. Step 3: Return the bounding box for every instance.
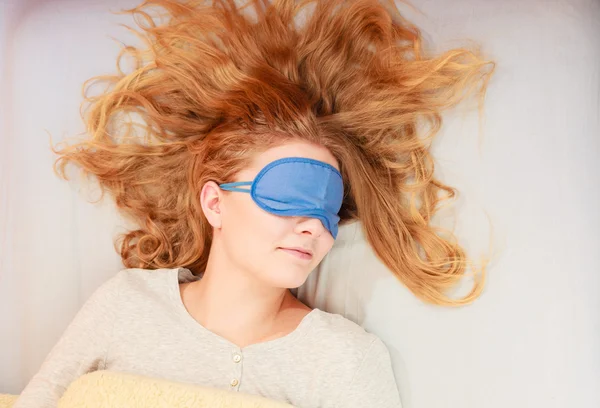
[279,247,313,256]
[277,247,314,261]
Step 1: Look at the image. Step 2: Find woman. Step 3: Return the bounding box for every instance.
[14,0,493,406]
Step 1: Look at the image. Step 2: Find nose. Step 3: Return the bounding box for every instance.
[294,216,327,237]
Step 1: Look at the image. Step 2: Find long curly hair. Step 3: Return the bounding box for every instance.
[51,0,495,305]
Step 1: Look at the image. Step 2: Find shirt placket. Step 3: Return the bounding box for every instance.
[228,347,243,391]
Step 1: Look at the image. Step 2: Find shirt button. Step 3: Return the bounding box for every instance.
[232,353,242,363]
[230,378,239,387]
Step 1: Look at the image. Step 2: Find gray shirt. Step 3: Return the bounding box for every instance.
[13,267,402,408]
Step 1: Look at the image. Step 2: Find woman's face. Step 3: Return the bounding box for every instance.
[202,140,340,289]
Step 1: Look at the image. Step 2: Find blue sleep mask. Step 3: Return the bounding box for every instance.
[219,157,344,239]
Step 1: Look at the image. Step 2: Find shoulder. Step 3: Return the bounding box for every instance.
[90,267,182,310]
[114,266,195,293]
[116,266,176,286]
[304,310,401,407]
[304,309,390,366]
[309,309,381,346]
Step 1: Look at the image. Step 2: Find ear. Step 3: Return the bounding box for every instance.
[200,181,223,228]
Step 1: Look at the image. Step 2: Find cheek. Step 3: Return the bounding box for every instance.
[222,197,267,258]
[237,201,288,252]
[253,212,292,247]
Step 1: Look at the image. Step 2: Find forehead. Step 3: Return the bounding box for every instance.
[241,141,340,179]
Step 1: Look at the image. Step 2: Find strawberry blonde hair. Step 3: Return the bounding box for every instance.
[52,0,495,305]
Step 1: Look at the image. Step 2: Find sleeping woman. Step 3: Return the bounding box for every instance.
[13,0,494,407]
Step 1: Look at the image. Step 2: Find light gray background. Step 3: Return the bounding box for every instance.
[1,0,599,407]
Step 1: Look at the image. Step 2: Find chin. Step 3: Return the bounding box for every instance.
[267,270,311,290]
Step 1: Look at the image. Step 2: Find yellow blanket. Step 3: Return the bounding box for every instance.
[1,370,294,407]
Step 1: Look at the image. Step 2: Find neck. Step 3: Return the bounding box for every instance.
[183,243,308,347]
[195,266,291,334]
